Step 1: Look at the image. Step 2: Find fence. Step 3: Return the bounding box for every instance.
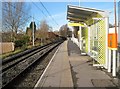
[0,42,15,54]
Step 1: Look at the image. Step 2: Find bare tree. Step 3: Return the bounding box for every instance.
[59,24,68,37]
[2,2,30,41]
[39,20,49,42]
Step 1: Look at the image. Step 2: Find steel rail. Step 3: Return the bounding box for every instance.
[2,41,63,89]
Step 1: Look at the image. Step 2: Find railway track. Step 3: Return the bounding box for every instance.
[2,40,63,88]
[2,42,54,73]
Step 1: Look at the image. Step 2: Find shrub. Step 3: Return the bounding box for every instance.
[15,40,26,48]
[15,35,30,48]
[22,35,30,43]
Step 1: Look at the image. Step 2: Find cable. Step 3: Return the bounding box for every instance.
[30,0,57,27]
[39,0,60,27]
[31,1,48,18]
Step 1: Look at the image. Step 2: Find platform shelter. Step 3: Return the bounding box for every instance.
[67,5,109,69]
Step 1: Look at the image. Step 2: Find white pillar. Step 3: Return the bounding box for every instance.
[117,51,120,72]
[105,17,109,69]
[79,26,82,50]
[108,49,111,72]
[112,50,117,77]
[88,27,90,54]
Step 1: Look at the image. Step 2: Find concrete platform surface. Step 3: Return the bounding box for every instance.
[34,41,73,88]
[34,40,119,88]
[68,40,119,88]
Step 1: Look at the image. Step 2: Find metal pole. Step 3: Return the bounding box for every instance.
[114,0,117,34]
[79,0,80,7]
[32,20,35,46]
[112,0,117,77]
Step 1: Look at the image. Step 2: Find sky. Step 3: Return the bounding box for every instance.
[24,1,119,31]
[28,1,119,31]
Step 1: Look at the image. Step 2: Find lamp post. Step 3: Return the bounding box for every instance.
[114,0,117,34]
[32,17,35,47]
[112,0,117,77]
[79,0,80,6]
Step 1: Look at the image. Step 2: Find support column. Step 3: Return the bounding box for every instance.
[112,50,116,77]
[108,49,111,72]
[88,27,90,54]
[105,17,109,69]
[79,26,82,50]
[117,51,120,72]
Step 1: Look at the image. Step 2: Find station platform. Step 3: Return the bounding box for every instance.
[34,40,119,88]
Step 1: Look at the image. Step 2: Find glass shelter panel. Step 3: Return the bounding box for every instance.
[90,19,106,65]
[97,20,106,64]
